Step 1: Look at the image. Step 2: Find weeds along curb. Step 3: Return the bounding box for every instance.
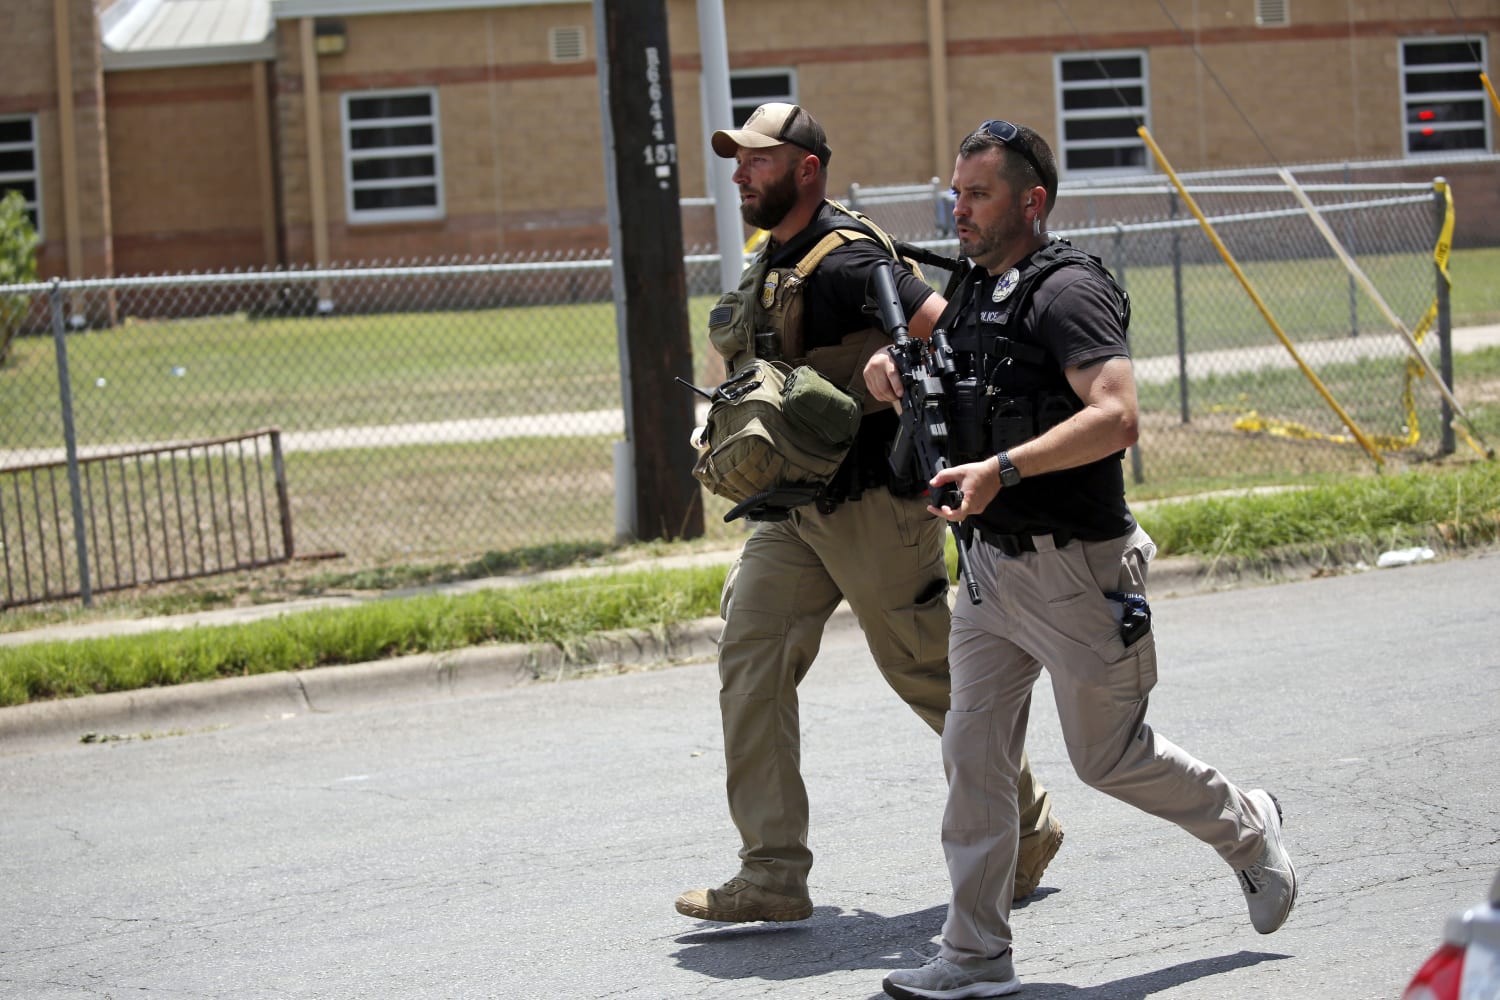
[0,614,730,756]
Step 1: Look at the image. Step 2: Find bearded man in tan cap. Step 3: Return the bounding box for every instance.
[674,103,1065,925]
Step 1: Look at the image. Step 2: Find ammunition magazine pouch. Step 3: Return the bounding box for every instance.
[691,359,862,521]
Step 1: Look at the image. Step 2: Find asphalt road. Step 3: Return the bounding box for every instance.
[2,552,1497,999]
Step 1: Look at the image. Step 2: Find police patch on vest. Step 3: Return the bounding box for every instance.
[761,270,781,309]
[992,267,1019,303]
[980,309,1008,325]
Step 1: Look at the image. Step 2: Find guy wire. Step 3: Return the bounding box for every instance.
[1049,0,1281,167]
[1443,0,1484,65]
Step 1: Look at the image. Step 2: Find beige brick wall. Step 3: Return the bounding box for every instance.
[105,64,269,273]
[10,0,1495,275]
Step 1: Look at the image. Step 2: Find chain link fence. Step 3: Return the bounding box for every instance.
[0,166,1472,607]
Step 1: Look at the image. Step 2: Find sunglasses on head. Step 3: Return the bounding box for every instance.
[979,119,1049,189]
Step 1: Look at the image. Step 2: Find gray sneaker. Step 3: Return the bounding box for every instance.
[882,952,1021,999]
[1237,789,1298,934]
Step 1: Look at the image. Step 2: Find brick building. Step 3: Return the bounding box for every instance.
[2,0,1495,280]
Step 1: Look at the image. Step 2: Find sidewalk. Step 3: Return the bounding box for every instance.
[0,543,1239,755]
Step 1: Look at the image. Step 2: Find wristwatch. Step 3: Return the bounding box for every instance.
[996,451,1022,488]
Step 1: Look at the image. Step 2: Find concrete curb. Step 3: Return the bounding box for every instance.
[0,552,1284,756]
[0,613,731,755]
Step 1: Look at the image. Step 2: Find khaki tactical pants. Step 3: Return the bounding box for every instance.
[939,526,1269,962]
[717,486,1054,896]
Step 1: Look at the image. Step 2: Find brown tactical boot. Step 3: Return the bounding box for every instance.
[674,877,813,923]
[1014,814,1064,900]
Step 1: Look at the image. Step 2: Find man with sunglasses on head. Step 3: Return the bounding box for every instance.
[869,121,1298,998]
[674,104,1065,926]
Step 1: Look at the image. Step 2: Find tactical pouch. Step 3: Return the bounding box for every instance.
[692,359,861,511]
[708,259,770,373]
[989,395,1034,452]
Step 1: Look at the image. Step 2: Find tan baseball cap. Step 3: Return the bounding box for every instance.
[711,102,831,165]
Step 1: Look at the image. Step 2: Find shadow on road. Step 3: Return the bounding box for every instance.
[671,902,1289,997]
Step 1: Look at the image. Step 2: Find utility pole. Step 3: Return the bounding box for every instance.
[594,0,704,542]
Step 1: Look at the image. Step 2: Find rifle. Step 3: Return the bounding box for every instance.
[867,258,983,605]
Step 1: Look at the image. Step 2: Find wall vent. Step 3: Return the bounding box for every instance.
[550,25,586,62]
[1255,0,1289,27]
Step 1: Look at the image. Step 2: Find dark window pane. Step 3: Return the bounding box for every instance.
[350,124,434,150]
[1,180,36,203]
[1060,57,1142,82]
[1406,69,1487,94]
[1064,118,1142,142]
[1406,100,1484,126]
[348,95,433,120]
[0,149,36,172]
[1066,145,1147,170]
[0,119,34,143]
[353,184,439,211]
[1408,127,1486,153]
[1403,40,1483,66]
[352,155,436,182]
[1063,87,1143,111]
[731,74,792,101]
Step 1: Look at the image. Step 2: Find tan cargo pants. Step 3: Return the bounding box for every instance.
[938,526,1268,961]
[716,486,1054,896]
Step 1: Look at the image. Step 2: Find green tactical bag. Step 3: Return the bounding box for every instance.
[691,358,861,516]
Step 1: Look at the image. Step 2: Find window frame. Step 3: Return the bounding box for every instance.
[1398,34,1491,157]
[340,87,445,225]
[1052,49,1151,178]
[727,68,798,127]
[0,114,43,240]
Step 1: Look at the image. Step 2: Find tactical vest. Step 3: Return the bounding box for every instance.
[944,238,1131,464]
[691,201,919,516]
[707,199,913,415]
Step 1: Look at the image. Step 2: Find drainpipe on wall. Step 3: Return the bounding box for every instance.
[251,61,280,267]
[926,0,950,183]
[53,0,85,282]
[299,17,333,310]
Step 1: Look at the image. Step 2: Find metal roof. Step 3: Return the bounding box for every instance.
[101,0,276,70]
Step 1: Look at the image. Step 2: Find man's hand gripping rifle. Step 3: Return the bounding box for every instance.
[867,259,983,605]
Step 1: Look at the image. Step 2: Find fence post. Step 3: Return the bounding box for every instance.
[1434,178,1455,457]
[1344,162,1360,338]
[1115,223,1145,485]
[270,429,296,557]
[1170,192,1190,424]
[49,278,92,607]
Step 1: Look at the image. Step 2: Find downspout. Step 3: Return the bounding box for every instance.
[926,0,949,181]
[299,17,332,308]
[53,0,84,279]
[251,61,279,266]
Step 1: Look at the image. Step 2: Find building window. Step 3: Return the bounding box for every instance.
[729,69,796,126]
[341,89,444,224]
[0,115,42,238]
[1401,36,1490,155]
[1054,51,1149,175]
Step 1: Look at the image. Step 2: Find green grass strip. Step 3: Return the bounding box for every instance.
[1139,461,1500,558]
[0,565,727,707]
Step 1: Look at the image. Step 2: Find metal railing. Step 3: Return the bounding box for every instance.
[1,429,292,607]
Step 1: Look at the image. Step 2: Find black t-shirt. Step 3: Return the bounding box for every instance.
[960,251,1136,540]
[766,203,936,473]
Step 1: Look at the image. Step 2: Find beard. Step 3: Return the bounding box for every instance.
[957,198,1029,267]
[739,165,800,230]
